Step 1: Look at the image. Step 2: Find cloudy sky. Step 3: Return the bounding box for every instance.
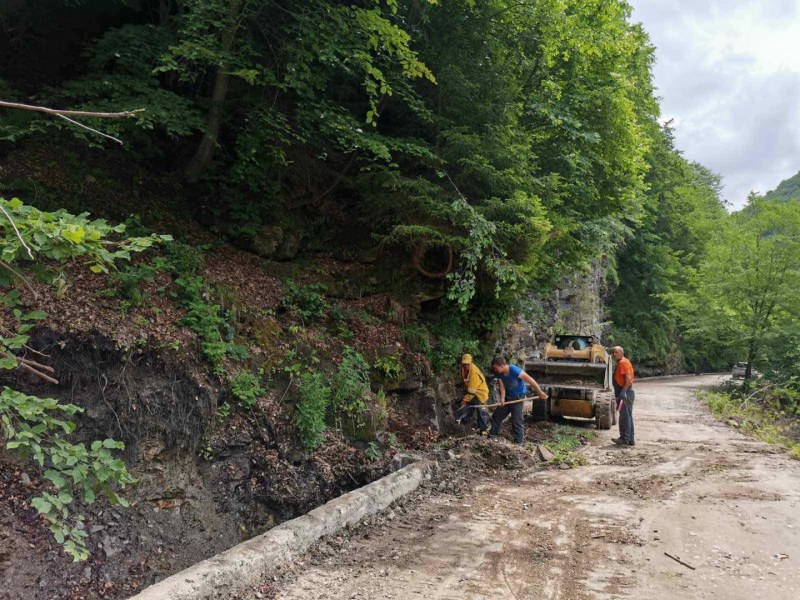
[627,0,800,208]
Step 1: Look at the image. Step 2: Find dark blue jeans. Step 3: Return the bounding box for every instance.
[458,398,489,431]
[614,384,635,444]
[490,393,526,444]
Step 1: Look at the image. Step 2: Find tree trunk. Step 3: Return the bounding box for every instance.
[184,0,241,183]
[158,0,172,27]
[745,338,757,380]
[185,68,231,183]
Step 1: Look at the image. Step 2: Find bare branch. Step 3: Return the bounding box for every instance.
[0,99,145,119]
[56,113,124,145]
[2,353,54,372]
[19,362,59,385]
[0,205,34,260]
[0,258,38,298]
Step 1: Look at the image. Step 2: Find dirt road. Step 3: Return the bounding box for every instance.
[265,375,800,599]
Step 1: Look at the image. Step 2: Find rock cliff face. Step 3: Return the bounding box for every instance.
[497,261,611,363]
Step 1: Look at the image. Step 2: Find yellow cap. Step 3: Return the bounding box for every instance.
[461,354,473,364]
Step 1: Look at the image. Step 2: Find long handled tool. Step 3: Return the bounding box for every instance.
[465,396,544,410]
[455,396,547,424]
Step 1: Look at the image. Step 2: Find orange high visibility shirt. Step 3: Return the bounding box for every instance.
[614,357,635,388]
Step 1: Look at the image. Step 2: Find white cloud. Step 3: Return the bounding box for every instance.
[628,0,800,207]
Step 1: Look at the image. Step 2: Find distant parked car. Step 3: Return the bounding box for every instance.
[732,362,747,379]
[732,362,759,379]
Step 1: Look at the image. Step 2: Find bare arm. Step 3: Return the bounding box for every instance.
[520,372,548,399]
[622,372,633,391]
[497,378,506,405]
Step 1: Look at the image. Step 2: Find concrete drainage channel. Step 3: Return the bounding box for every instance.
[128,460,436,600]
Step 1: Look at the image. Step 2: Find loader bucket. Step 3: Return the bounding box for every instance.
[525,360,609,387]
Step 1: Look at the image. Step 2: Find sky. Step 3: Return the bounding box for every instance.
[627,0,800,208]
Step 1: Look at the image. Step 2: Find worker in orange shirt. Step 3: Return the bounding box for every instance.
[611,346,635,446]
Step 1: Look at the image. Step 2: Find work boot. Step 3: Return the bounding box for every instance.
[612,437,626,446]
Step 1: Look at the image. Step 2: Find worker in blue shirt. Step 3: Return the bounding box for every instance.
[489,356,548,445]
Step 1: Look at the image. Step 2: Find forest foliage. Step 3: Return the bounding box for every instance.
[0,0,796,400]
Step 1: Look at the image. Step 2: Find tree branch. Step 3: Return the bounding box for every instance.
[55,113,123,145]
[0,100,145,119]
[0,205,34,260]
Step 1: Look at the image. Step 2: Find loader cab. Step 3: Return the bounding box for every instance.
[552,335,595,355]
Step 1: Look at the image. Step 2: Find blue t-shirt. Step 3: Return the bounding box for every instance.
[499,364,527,397]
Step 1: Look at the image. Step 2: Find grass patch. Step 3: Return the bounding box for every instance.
[699,390,800,460]
[534,424,597,467]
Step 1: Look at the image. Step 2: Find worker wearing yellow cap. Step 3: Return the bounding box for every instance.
[457,354,490,435]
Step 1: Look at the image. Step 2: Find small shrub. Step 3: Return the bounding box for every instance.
[1,388,134,561]
[386,432,406,451]
[430,315,480,373]
[373,354,404,381]
[280,280,328,321]
[400,323,432,355]
[331,348,371,429]
[365,441,382,461]
[330,348,387,440]
[230,370,264,409]
[215,401,231,420]
[175,274,231,374]
[296,373,330,451]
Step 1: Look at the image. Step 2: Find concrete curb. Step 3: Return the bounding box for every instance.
[128,460,436,600]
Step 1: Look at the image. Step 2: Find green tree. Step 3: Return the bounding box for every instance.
[610,124,727,371]
[669,196,800,375]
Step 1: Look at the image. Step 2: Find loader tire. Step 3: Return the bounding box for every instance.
[596,397,612,430]
[530,397,550,422]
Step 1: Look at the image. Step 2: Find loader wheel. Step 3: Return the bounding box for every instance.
[596,397,612,430]
[530,396,550,422]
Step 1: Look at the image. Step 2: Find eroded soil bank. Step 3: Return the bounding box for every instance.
[0,330,405,600]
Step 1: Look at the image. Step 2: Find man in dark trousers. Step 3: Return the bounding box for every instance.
[489,356,548,445]
[611,346,635,446]
[456,353,490,435]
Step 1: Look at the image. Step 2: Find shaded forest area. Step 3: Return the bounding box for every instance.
[0,0,799,597]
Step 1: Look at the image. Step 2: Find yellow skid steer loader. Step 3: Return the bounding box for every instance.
[525,334,615,430]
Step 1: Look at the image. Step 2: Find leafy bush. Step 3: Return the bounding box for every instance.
[430,315,480,374]
[365,441,382,462]
[0,197,160,560]
[175,274,231,373]
[1,389,134,561]
[400,323,432,355]
[230,370,264,409]
[373,354,404,381]
[331,348,371,431]
[0,197,170,269]
[295,373,330,452]
[279,280,328,321]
